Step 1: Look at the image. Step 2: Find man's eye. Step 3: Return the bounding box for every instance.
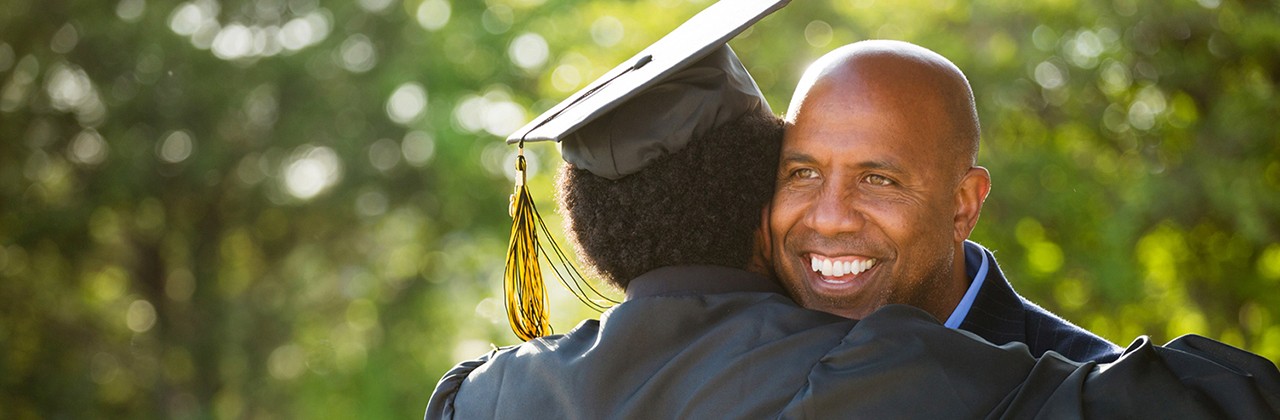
[865,174,893,186]
[790,168,819,179]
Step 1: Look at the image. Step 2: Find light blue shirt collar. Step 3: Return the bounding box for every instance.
[944,242,988,329]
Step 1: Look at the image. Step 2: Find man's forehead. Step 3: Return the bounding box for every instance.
[782,124,953,176]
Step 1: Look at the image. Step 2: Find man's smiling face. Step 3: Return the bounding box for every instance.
[768,46,981,320]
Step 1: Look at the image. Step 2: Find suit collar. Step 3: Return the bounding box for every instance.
[959,241,1027,343]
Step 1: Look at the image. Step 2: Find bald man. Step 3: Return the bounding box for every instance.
[768,40,1122,362]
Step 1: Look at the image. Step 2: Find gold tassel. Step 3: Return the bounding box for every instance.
[504,149,550,341]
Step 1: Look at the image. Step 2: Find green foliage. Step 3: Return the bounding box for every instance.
[0,0,1276,417]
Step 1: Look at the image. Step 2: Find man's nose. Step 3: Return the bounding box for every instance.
[803,185,866,237]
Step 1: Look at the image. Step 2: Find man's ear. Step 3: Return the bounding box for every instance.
[747,205,774,277]
[954,166,991,243]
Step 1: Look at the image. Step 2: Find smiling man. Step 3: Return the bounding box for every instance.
[770,40,1122,362]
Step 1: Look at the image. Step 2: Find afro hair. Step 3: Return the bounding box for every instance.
[555,110,784,289]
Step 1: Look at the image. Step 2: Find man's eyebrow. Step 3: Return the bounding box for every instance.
[779,152,908,175]
[854,159,907,174]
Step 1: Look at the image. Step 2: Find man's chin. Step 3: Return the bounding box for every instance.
[806,301,872,320]
[793,289,878,320]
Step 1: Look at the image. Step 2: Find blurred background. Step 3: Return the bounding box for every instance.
[2,0,1278,417]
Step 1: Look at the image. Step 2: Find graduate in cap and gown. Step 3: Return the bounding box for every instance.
[426,0,1280,418]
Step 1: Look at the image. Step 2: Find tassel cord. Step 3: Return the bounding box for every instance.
[505,153,550,341]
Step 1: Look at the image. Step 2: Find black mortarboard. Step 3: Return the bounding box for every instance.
[502,0,790,342]
[507,0,790,179]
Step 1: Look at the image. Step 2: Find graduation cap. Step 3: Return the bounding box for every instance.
[502,0,790,341]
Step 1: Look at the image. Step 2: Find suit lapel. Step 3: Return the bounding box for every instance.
[957,242,1027,347]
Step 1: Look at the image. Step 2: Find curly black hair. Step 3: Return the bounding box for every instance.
[555,110,785,289]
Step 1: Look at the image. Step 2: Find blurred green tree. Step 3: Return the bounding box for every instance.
[0,0,1275,418]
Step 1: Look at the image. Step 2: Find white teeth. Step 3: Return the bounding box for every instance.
[810,256,878,277]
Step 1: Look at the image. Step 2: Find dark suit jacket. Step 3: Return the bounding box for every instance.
[959,241,1123,363]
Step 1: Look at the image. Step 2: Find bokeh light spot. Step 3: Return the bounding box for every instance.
[212,24,254,60]
[158,130,194,163]
[386,82,427,125]
[1027,241,1064,275]
[339,34,377,73]
[368,138,401,172]
[416,0,451,31]
[47,62,92,111]
[1,55,40,112]
[346,299,379,331]
[0,43,13,72]
[282,145,343,200]
[116,0,146,22]
[166,268,197,302]
[804,20,833,48]
[69,129,108,166]
[401,130,436,167]
[356,190,388,217]
[357,0,394,13]
[1034,61,1066,89]
[590,16,624,47]
[1066,29,1104,68]
[453,90,528,136]
[126,299,157,333]
[89,266,128,303]
[481,4,513,34]
[91,352,121,384]
[551,64,582,93]
[483,99,525,137]
[1031,25,1058,51]
[279,12,331,51]
[1098,60,1131,95]
[509,33,548,70]
[1258,244,1280,281]
[51,23,80,54]
[268,344,306,380]
[168,2,205,36]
